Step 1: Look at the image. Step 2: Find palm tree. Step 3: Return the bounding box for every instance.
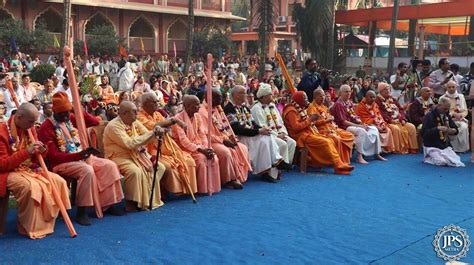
[184,0,194,76]
[253,0,279,80]
[293,0,335,68]
[60,0,71,61]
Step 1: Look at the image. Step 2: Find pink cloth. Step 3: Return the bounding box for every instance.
[198,103,249,183]
[172,111,221,194]
[53,156,123,209]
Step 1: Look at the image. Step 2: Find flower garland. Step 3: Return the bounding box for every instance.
[340,99,362,124]
[125,123,147,153]
[214,106,233,138]
[52,119,82,153]
[234,105,254,129]
[6,120,40,173]
[436,114,449,142]
[378,95,401,121]
[291,101,319,133]
[263,104,282,132]
[365,103,386,129]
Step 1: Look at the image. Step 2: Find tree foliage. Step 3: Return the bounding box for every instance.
[30,64,56,84]
[75,25,124,56]
[293,0,335,67]
[192,28,233,58]
[254,0,279,80]
[0,18,53,54]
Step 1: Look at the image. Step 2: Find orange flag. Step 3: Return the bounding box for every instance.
[119,45,128,58]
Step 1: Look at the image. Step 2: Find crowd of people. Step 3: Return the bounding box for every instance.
[0,51,472,239]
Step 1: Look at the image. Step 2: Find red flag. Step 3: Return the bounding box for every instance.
[83,40,88,57]
[119,45,128,58]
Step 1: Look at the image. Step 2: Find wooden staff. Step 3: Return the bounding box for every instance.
[206,53,214,196]
[149,135,163,210]
[63,46,103,218]
[275,53,296,94]
[166,134,197,203]
[5,80,77,238]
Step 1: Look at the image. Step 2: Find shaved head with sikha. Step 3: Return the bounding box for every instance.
[15,103,40,130]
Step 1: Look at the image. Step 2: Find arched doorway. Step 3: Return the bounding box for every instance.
[167,19,187,55]
[84,12,116,38]
[34,8,62,47]
[128,16,156,54]
[0,8,14,22]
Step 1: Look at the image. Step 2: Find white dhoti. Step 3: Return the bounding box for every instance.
[346,125,382,156]
[423,146,465,167]
[449,121,470,153]
[239,134,282,175]
[274,136,297,164]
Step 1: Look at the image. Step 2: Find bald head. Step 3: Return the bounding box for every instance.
[141,92,159,115]
[15,103,40,130]
[183,95,200,117]
[339,84,352,101]
[364,90,376,104]
[313,87,325,104]
[210,88,223,107]
[118,101,137,125]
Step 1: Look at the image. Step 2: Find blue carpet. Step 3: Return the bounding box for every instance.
[1,154,473,265]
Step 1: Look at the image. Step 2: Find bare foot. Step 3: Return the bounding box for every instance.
[357,154,369,165]
[376,154,387,161]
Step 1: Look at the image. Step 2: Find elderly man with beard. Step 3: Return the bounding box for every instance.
[224,85,283,183]
[251,83,295,169]
[421,97,465,167]
[38,92,125,225]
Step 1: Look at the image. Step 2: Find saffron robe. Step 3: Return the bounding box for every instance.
[103,117,165,210]
[137,110,198,195]
[172,111,221,194]
[307,101,354,163]
[0,119,70,239]
[198,103,250,183]
[356,99,395,153]
[38,112,123,209]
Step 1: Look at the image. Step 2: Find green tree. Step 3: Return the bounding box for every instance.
[0,18,52,53]
[254,0,279,80]
[192,28,233,58]
[81,25,124,56]
[293,0,335,68]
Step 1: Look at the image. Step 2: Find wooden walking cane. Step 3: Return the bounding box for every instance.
[149,135,163,210]
[205,53,214,196]
[275,53,296,95]
[63,46,103,218]
[5,80,77,238]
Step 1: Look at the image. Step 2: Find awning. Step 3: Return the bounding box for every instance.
[45,0,246,21]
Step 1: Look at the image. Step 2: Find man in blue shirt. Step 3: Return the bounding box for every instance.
[297,58,320,102]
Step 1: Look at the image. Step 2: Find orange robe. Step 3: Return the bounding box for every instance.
[97,84,115,104]
[356,99,395,153]
[307,102,354,164]
[137,110,197,195]
[282,105,347,170]
[172,111,221,194]
[0,120,70,239]
[198,103,250,183]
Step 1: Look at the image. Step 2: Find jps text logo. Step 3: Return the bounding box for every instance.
[433,224,470,261]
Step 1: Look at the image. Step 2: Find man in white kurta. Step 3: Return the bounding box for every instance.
[251,83,296,168]
[224,85,283,182]
[439,80,469,153]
